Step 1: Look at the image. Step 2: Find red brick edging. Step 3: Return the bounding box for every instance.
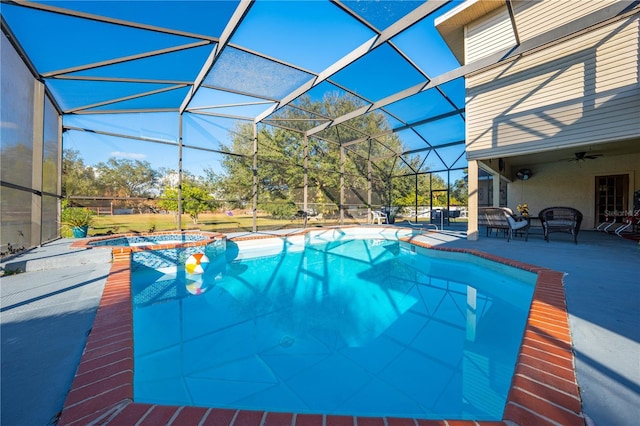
[71,230,224,254]
[59,234,585,426]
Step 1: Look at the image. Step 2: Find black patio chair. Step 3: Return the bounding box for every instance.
[539,207,583,244]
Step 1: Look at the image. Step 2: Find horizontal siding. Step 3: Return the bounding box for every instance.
[466,15,639,159]
[594,19,640,93]
[493,94,638,140]
[513,0,620,41]
[469,16,639,87]
[466,6,517,63]
[467,90,639,152]
[467,94,640,158]
[468,91,639,144]
[467,71,634,123]
[471,62,588,117]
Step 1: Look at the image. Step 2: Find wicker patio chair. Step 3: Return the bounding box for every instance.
[478,207,529,242]
[539,206,583,244]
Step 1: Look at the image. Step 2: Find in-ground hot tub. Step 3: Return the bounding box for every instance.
[85,231,223,251]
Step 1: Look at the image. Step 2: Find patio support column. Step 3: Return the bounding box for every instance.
[303,135,308,213]
[429,173,433,212]
[177,113,183,230]
[415,172,419,223]
[447,169,451,216]
[367,157,372,223]
[56,114,62,235]
[32,79,44,247]
[388,176,392,212]
[252,122,258,233]
[492,169,501,207]
[468,160,479,240]
[340,145,345,225]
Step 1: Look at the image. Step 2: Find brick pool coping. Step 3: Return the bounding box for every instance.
[60,230,586,425]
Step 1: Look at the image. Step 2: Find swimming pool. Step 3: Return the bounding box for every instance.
[61,227,584,425]
[130,228,536,420]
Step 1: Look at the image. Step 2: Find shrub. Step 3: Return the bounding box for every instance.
[61,207,95,228]
[261,201,297,219]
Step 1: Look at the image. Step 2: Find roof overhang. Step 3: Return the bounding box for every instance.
[435,0,506,65]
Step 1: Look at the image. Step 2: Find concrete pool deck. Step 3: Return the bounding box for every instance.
[1,228,638,425]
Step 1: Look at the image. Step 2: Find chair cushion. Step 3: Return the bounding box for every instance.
[507,216,529,230]
[545,219,574,227]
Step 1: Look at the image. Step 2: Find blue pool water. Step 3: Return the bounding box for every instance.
[89,233,207,247]
[131,236,535,420]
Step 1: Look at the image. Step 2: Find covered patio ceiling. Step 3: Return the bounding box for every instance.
[495,138,640,168]
[1,0,469,172]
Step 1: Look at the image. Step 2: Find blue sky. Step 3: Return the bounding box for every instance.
[3,1,467,178]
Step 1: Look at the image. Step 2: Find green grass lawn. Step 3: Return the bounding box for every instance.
[89,211,346,236]
[90,212,278,235]
[84,211,466,237]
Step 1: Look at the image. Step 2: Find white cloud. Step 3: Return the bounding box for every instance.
[111,151,146,160]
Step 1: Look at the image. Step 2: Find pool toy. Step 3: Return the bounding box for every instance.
[185,253,209,275]
[186,278,206,295]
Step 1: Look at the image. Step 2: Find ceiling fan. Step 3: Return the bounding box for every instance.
[568,151,603,162]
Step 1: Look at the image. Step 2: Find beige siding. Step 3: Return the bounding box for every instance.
[466,6,517,63]
[513,0,621,42]
[466,15,639,159]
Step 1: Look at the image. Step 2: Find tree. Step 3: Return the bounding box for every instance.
[95,157,159,198]
[62,148,99,198]
[450,170,469,206]
[158,182,215,224]
[214,93,412,214]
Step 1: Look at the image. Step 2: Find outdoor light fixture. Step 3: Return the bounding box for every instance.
[516,168,532,180]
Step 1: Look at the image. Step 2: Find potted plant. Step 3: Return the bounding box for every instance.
[61,207,95,238]
[517,203,530,217]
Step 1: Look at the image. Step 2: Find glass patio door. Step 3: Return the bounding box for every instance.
[595,174,629,224]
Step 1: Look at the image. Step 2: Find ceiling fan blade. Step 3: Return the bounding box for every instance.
[571,151,602,161]
[561,152,603,162]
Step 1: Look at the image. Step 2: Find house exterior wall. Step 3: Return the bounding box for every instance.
[466,5,516,63]
[507,152,639,230]
[465,6,639,159]
[513,0,621,41]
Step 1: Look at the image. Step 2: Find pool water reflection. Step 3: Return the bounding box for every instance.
[131,237,535,420]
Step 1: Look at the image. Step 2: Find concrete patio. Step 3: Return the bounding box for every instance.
[1,228,638,425]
